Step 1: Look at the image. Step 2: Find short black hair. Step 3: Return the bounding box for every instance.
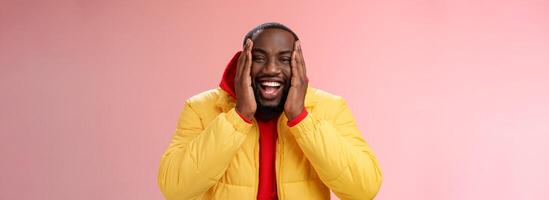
[243,22,299,46]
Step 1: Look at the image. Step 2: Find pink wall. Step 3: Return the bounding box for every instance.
[1,0,548,199]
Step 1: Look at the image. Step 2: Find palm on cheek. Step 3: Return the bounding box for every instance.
[285,40,308,120]
[235,39,256,120]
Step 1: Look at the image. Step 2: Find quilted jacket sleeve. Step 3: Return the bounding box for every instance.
[157,100,253,200]
[288,97,383,200]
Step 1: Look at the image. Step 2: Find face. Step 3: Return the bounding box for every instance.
[250,29,295,113]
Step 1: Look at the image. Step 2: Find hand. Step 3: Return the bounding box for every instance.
[235,39,256,120]
[285,40,308,120]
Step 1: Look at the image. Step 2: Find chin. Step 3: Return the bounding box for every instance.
[253,86,289,115]
[259,99,281,107]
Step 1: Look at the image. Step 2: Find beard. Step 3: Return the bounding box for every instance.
[252,83,289,121]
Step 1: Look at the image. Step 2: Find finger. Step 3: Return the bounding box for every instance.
[293,41,305,79]
[236,39,251,80]
[236,53,245,80]
[291,41,300,82]
[297,40,307,77]
[243,39,253,83]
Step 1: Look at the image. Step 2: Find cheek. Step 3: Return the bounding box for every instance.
[283,68,292,79]
[250,64,261,79]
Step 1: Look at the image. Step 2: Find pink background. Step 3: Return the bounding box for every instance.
[1,0,548,199]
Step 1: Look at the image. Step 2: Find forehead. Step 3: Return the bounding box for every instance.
[251,29,295,53]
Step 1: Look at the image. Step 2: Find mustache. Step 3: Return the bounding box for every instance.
[252,77,289,85]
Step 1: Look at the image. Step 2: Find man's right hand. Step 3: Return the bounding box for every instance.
[235,38,256,120]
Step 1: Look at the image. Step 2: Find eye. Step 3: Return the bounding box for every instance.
[253,55,266,63]
[280,57,291,64]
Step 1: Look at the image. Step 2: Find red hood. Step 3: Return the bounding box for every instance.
[219,51,242,99]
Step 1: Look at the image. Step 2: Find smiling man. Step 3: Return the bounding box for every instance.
[158,22,382,200]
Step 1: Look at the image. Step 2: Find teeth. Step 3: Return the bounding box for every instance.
[261,81,281,87]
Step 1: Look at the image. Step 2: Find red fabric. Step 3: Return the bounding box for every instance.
[256,118,279,200]
[219,51,278,200]
[219,51,241,99]
[287,108,308,127]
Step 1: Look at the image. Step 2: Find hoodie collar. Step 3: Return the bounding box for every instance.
[219,51,241,99]
[217,51,316,112]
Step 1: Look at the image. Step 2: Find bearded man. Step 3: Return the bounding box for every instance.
[158,22,382,200]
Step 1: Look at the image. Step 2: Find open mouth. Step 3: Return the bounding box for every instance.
[258,81,283,100]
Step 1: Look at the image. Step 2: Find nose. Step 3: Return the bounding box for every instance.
[263,59,281,75]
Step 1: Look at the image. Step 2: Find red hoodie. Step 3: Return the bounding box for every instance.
[219,52,307,200]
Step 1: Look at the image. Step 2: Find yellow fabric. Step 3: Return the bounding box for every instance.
[158,87,382,200]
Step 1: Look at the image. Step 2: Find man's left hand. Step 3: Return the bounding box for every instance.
[285,40,308,121]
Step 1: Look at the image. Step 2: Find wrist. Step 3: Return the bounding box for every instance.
[286,106,304,121]
[287,108,308,127]
[236,106,254,120]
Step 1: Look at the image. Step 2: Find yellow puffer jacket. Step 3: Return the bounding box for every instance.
[158,86,382,200]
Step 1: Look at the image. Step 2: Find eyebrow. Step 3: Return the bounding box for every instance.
[252,48,292,55]
[251,48,267,54]
[279,50,292,55]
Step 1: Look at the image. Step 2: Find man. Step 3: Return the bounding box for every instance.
[158,22,382,200]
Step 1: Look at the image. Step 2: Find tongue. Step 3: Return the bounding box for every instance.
[264,86,277,94]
